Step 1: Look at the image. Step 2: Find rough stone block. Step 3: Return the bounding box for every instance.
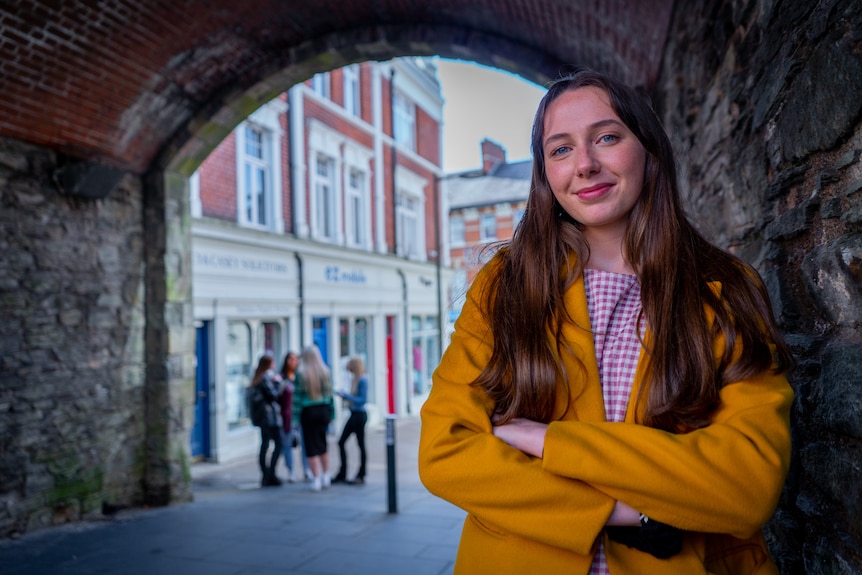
[765,196,820,240]
[812,343,862,439]
[801,234,862,325]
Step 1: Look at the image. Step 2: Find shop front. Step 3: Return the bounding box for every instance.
[190,223,450,463]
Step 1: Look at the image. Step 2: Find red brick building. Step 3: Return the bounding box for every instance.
[444,139,531,327]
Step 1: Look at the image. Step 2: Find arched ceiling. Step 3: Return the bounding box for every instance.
[0,0,675,175]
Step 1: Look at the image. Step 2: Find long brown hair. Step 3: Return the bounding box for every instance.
[476,68,793,432]
[252,354,274,386]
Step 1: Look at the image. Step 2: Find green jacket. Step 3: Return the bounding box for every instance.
[292,372,335,423]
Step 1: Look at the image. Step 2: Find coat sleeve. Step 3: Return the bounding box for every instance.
[542,348,793,539]
[418,267,615,557]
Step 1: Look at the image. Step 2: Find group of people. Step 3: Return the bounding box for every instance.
[249,345,369,491]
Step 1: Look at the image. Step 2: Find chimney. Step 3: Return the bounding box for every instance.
[481,138,506,174]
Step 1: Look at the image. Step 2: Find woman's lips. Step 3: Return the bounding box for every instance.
[576,183,613,199]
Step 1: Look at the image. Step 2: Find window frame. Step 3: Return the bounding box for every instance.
[393,91,416,151]
[395,165,428,260]
[234,101,285,233]
[480,212,497,242]
[343,64,361,117]
[449,214,465,246]
[312,153,337,241]
[312,71,331,99]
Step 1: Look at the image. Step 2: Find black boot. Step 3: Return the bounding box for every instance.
[331,472,347,484]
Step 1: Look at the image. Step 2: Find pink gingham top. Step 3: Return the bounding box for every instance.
[582,269,645,575]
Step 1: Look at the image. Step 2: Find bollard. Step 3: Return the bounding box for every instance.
[386,414,398,513]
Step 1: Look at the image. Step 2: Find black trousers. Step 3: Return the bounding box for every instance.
[336,410,368,480]
[259,425,282,479]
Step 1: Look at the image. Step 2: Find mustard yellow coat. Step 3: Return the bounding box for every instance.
[418,264,793,575]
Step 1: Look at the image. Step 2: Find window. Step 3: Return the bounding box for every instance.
[312,72,330,99]
[450,215,464,245]
[343,64,361,117]
[242,124,269,227]
[411,314,439,396]
[257,321,282,358]
[395,166,427,260]
[480,212,497,241]
[235,100,285,232]
[346,168,366,247]
[337,316,373,403]
[397,192,419,258]
[313,154,336,240]
[189,170,202,218]
[226,321,251,429]
[393,91,416,151]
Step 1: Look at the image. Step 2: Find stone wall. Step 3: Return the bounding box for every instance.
[0,137,148,535]
[657,0,862,572]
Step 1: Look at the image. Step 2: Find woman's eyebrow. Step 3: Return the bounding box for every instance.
[543,119,626,148]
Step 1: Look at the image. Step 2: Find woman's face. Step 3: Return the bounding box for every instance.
[287,354,299,371]
[541,86,646,239]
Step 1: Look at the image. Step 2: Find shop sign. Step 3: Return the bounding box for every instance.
[324,265,367,284]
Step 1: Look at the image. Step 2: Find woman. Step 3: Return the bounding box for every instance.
[418,69,794,574]
[250,354,283,487]
[278,351,301,482]
[292,345,335,492]
[333,356,369,485]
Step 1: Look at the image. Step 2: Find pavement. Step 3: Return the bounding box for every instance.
[0,416,467,575]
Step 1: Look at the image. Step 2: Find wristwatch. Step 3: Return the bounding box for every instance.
[606,514,684,559]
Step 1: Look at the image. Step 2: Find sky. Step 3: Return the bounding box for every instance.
[435,59,547,174]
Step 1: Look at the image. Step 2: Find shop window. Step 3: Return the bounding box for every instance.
[226,321,252,429]
[411,314,439,395]
[340,318,350,357]
[258,321,282,359]
[337,316,373,403]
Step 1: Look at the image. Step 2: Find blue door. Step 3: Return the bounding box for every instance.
[312,317,329,366]
[190,322,211,459]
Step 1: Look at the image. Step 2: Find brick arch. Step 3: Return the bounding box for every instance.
[162,24,605,176]
[1,1,673,176]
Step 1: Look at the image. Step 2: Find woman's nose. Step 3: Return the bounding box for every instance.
[576,147,600,177]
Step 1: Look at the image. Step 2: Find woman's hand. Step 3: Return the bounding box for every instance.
[492,418,548,458]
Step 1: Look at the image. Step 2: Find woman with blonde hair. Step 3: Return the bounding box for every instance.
[292,345,335,492]
[333,356,369,485]
[418,68,793,573]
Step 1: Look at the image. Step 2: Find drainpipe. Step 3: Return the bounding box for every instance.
[294,253,305,347]
[390,67,398,256]
[396,268,411,415]
[287,90,297,238]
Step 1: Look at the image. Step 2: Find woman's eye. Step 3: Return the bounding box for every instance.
[599,134,618,144]
[551,146,571,156]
